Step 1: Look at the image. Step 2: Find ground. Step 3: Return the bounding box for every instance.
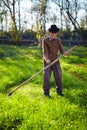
[0,45,87,130]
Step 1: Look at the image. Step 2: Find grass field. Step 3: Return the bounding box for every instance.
[0,44,87,130]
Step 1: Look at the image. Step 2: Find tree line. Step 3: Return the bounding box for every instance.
[0,0,87,42]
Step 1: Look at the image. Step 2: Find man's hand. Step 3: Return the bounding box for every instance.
[64,51,69,56]
[46,59,51,64]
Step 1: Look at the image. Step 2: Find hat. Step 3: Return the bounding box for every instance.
[49,25,60,33]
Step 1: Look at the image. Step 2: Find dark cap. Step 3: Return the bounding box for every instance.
[49,25,60,33]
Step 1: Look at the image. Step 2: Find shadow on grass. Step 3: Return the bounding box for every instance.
[0,117,23,130]
[0,44,40,61]
[62,72,87,108]
[63,46,87,65]
[0,76,31,94]
[0,45,22,60]
[0,45,42,94]
[65,92,87,108]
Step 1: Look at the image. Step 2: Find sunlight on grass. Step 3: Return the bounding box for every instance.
[61,61,87,81]
[0,45,42,93]
[0,45,87,130]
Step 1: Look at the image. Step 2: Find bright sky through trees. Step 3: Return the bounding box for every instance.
[0,0,87,31]
[19,0,87,31]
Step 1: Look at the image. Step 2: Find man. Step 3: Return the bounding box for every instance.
[42,24,68,97]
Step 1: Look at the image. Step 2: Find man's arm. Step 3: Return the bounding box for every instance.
[58,39,65,54]
[42,39,50,64]
[58,39,69,56]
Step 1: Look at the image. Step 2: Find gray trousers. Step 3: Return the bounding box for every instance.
[43,63,62,94]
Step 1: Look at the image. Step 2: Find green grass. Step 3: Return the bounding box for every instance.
[0,44,87,130]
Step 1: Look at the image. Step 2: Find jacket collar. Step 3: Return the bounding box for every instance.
[49,36,57,41]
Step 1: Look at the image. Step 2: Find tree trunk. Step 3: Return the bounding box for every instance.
[2,0,17,30]
[18,0,21,31]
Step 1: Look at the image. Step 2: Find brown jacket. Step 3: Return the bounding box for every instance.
[42,36,64,63]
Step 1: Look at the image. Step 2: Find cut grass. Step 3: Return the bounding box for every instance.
[0,44,87,130]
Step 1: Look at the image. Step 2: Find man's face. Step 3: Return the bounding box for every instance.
[50,32,58,38]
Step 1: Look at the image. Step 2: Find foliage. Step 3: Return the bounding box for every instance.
[78,29,87,40]
[0,45,87,130]
[8,28,21,41]
[0,30,4,37]
[59,31,72,40]
[21,30,37,40]
[0,29,39,43]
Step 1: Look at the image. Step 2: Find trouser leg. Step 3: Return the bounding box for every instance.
[43,64,52,95]
[53,63,62,93]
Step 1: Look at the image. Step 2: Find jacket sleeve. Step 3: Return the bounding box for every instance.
[42,39,49,61]
[58,39,65,55]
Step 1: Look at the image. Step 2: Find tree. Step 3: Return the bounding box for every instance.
[18,0,21,31]
[65,0,80,30]
[51,0,64,29]
[52,0,81,30]
[82,1,87,29]
[0,7,8,32]
[31,0,49,34]
[2,0,17,30]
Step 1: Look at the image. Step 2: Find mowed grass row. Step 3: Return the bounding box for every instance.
[0,44,87,130]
